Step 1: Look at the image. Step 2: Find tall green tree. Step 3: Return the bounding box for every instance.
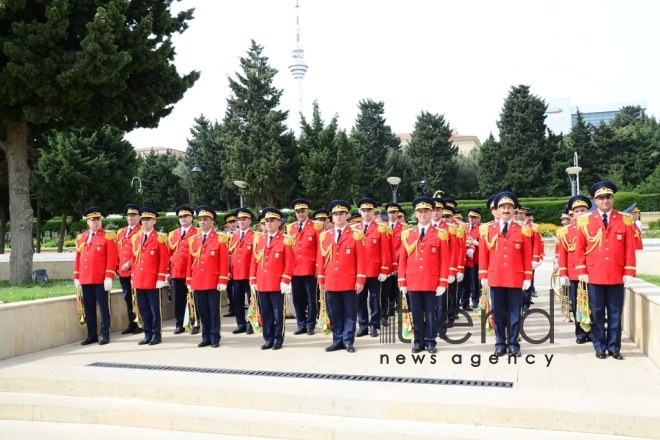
[406,111,457,196]
[138,150,187,212]
[544,129,572,197]
[0,0,199,283]
[222,41,297,209]
[496,85,548,196]
[350,99,400,201]
[34,126,137,251]
[455,148,480,198]
[297,101,361,207]
[477,133,504,197]
[588,121,620,188]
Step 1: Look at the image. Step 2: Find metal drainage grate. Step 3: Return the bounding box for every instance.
[87,362,513,388]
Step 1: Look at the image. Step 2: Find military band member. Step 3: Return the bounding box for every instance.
[576,181,636,360]
[228,208,256,334]
[288,199,322,335]
[355,198,391,338]
[186,206,229,348]
[558,195,592,344]
[398,197,450,353]
[382,202,405,325]
[317,200,366,353]
[487,194,500,222]
[168,206,199,335]
[430,198,452,339]
[560,208,572,226]
[117,204,142,335]
[462,208,482,310]
[312,208,333,231]
[442,198,465,325]
[479,192,532,357]
[74,207,118,345]
[132,207,169,346]
[250,208,295,350]
[222,212,239,318]
[625,203,644,250]
[397,210,407,226]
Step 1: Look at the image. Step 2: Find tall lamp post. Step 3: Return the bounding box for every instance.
[386,176,401,203]
[233,180,248,208]
[131,176,143,193]
[566,152,582,197]
[188,152,202,206]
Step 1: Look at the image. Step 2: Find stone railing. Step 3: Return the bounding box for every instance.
[624,278,660,368]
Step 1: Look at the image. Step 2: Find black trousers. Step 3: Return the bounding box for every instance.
[231,279,252,330]
[291,275,317,331]
[171,277,187,327]
[357,277,381,330]
[136,288,161,342]
[82,284,111,340]
[259,292,285,345]
[118,276,135,325]
[195,289,220,343]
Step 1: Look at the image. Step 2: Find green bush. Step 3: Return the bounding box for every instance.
[637,194,660,211]
[649,220,660,230]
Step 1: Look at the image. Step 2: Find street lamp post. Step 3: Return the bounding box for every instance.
[566,152,582,197]
[386,176,401,203]
[188,152,202,206]
[233,180,248,208]
[131,176,143,193]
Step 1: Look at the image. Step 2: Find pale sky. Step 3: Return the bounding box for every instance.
[125,0,659,151]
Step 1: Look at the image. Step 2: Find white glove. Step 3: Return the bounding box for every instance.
[448,275,456,284]
[250,284,258,291]
[536,259,543,267]
[522,280,531,291]
[456,273,464,283]
[217,284,227,291]
[532,261,541,269]
[578,274,589,283]
[481,278,488,287]
[623,276,633,286]
[156,280,167,289]
[466,249,475,259]
[399,286,408,294]
[74,279,81,289]
[560,276,569,286]
[103,277,113,291]
[280,282,290,294]
[186,285,192,291]
[377,274,388,282]
[436,286,446,296]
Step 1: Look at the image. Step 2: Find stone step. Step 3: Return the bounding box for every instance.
[0,392,644,440]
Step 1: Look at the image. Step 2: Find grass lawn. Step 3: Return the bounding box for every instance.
[0,279,122,304]
[637,274,660,287]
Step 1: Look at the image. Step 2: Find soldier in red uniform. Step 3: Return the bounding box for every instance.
[441,198,465,325]
[429,198,451,339]
[382,202,405,326]
[558,195,592,344]
[288,199,322,335]
[625,203,644,250]
[228,208,255,334]
[250,208,295,350]
[576,181,636,360]
[354,198,391,338]
[312,209,332,230]
[222,212,239,318]
[74,207,118,345]
[317,200,366,353]
[131,207,169,345]
[116,204,142,335]
[462,208,482,310]
[479,192,533,357]
[167,206,199,335]
[398,197,450,353]
[186,206,229,348]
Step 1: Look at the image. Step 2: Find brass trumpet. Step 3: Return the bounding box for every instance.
[75,286,87,328]
[576,280,592,332]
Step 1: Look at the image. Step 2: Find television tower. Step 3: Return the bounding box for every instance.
[288,0,308,115]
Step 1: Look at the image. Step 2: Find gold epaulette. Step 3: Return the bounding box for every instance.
[448,224,457,235]
[620,211,633,226]
[520,224,531,238]
[555,225,568,239]
[479,224,489,237]
[168,230,176,238]
[104,231,117,241]
[157,233,168,244]
[353,230,364,241]
[313,221,323,230]
[456,228,465,239]
[532,223,540,233]
[286,224,294,235]
[437,228,448,241]
[217,233,229,244]
[283,234,295,246]
[253,233,262,246]
[577,212,592,228]
[377,223,389,234]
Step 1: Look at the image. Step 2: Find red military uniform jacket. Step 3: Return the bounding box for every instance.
[287,219,322,276]
[388,221,405,271]
[453,222,467,275]
[167,226,198,279]
[317,226,366,291]
[557,224,580,280]
[249,231,295,292]
[186,230,229,291]
[116,224,141,278]
[633,221,643,250]
[130,230,169,289]
[525,220,544,263]
[575,211,636,284]
[229,228,255,281]
[465,222,480,268]
[398,224,450,291]
[74,229,118,284]
[434,220,458,277]
[355,221,391,277]
[479,220,533,288]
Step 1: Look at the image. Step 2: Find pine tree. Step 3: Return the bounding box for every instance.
[222,41,297,209]
[544,129,572,196]
[0,1,199,283]
[406,111,458,196]
[138,150,187,212]
[477,133,504,197]
[455,149,480,199]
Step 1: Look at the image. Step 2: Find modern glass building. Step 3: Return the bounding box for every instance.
[545,98,647,134]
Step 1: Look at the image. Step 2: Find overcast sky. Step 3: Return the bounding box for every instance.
[124,0,659,151]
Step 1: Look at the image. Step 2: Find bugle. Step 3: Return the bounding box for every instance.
[75,286,87,328]
[183,287,199,331]
[576,280,591,332]
[317,285,332,336]
[132,288,143,329]
[246,285,263,333]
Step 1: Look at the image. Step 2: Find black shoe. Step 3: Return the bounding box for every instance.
[307,330,315,336]
[576,337,588,344]
[595,350,607,359]
[138,338,151,345]
[190,326,200,335]
[294,328,306,335]
[132,327,143,334]
[98,337,109,345]
[346,345,356,353]
[325,343,344,352]
[173,326,184,335]
[509,349,522,357]
[246,327,254,335]
[212,341,220,348]
[427,345,437,354]
[121,325,136,335]
[273,344,282,350]
[529,300,535,304]
[463,306,473,312]
[531,292,538,297]
[149,339,161,346]
[232,327,246,334]
[471,303,479,309]
[81,336,98,346]
[611,351,623,360]
[381,317,389,327]
[223,311,235,317]
[370,327,378,337]
[261,343,274,350]
[412,344,424,354]
[198,340,211,348]
[494,349,506,357]
[356,328,368,337]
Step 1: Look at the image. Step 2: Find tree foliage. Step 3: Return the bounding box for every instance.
[477,133,504,197]
[137,150,186,212]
